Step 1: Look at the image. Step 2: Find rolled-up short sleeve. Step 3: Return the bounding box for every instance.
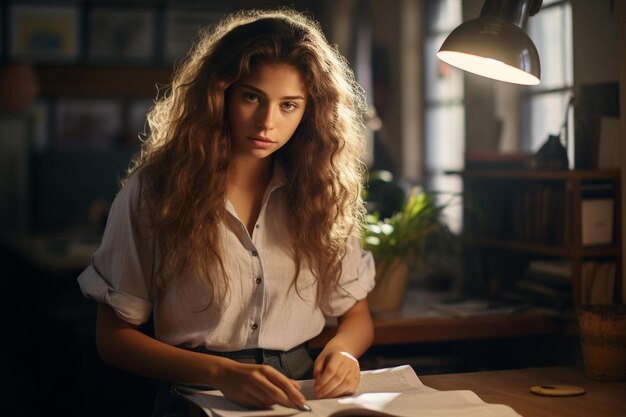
[323,235,376,317]
[77,173,155,325]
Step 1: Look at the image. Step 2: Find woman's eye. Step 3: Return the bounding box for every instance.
[243,93,259,102]
[281,102,297,111]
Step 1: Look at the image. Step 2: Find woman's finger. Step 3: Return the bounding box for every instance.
[264,367,306,406]
[238,384,273,409]
[315,364,347,398]
[314,357,340,390]
[322,370,359,398]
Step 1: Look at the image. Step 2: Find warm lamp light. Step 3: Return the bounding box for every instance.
[437,0,542,85]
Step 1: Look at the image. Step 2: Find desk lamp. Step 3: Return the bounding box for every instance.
[437,0,542,85]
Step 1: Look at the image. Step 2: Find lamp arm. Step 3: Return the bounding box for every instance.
[560,95,575,147]
[561,96,575,131]
[480,0,537,28]
[529,0,543,16]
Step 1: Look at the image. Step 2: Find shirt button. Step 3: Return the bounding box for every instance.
[251,323,258,331]
[251,250,258,257]
[255,277,262,284]
[255,224,260,229]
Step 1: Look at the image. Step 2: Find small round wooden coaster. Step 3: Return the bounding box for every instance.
[529,384,586,397]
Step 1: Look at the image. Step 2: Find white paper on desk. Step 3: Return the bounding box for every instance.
[298,365,433,399]
[179,365,522,417]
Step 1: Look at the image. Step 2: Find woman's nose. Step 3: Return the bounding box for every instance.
[256,104,276,130]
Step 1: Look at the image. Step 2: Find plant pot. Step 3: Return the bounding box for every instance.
[578,304,626,381]
[367,257,408,313]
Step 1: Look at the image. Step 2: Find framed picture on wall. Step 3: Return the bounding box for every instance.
[55,99,123,150]
[88,7,157,64]
[163,8,223,64]
[10,5,80,62]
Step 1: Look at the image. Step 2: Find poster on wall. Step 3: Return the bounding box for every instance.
[88,8,156,64]
[55,99,123,150]
[10,5,80,62]
[163,8,223,63]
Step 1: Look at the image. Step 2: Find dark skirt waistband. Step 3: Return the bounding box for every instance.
[182,343,308,364]
[152,343,314,416]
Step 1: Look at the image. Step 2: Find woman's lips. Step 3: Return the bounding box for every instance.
[248,136,275,149]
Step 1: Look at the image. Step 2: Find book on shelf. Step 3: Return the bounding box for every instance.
[580,181,616,246]
[505,260,573,310]
[524,260,571,291]
[527,260,571,278]
[581,198,614,246]
[582,261,616,304]
[514,279,572,309]
[522,270,571,292]
[178,365,521,417]
[470,183,565,245]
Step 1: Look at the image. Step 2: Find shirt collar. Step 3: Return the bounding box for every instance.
[267,160,287,194]
[224,160,287,219]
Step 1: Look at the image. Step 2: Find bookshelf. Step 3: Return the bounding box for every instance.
[36,66,172,97]
[461,169,621,309]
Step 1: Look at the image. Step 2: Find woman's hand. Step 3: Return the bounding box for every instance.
[217,359,306,409]
[312,299,372,399]
[313,348,361,398]
[95,304,306,409]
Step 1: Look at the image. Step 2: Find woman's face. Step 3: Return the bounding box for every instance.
[228,62,307,161]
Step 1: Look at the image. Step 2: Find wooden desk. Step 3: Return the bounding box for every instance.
[421,366,626,417]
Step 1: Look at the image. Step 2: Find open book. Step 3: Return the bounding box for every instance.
[178,365,522,417]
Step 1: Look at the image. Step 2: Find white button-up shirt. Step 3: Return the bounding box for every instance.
[78,164,375,351]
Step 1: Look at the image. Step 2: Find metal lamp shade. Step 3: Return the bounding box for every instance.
[437,16,541,85]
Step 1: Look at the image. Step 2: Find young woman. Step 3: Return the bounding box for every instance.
[78,9,375,415]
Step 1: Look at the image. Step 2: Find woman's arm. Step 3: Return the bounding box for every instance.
[95,303,306,409]
[313,298,374,398]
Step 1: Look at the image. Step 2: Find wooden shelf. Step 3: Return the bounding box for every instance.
[36,65,172,97]
[465,237,622,257]
[309,311,569,349]
[461,168,622,307]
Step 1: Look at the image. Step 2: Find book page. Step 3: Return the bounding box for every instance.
[178,365,427,417]
[309,390,521,417]
[297,365,431,399]
[177,389,298,417]
[179,365,522,417]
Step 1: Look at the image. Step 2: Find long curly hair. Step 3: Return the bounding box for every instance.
[125,9,367,307]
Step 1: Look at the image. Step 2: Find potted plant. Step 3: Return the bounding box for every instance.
[363,187,457,312]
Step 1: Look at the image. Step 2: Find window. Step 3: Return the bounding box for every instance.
[520,0,574,164]
[423,0,464,232]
